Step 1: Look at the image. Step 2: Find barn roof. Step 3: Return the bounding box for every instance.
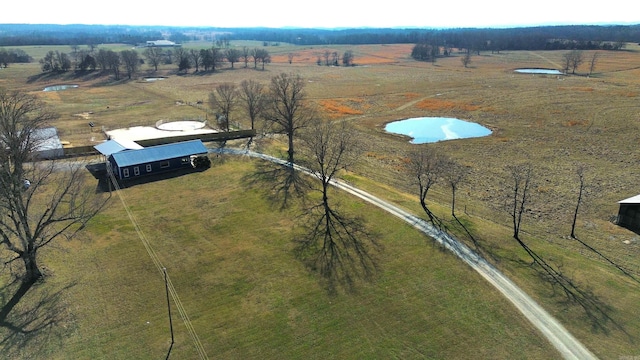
[109,140,207,167]
[619,194,640,204]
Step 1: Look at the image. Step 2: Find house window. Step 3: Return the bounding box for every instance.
[146,164,152,172]
[123,168,129,178]
[160,161,170,169]
[134,166,140,176]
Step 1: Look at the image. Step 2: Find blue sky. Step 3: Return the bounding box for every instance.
[2,0,639,28]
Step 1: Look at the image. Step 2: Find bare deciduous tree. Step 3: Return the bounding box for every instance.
[342,50,354,66]
[287,53,296,64]
[241,46,250,68]
[239,79,266,132]
[143,47,163,71]
[250,48,260,68]
[406,147,445,223]
[570,165,586,239]
[296,118,380,292]
[443,159,469,217]
[209,83,238,132]
[563,50,584,74]
[174,48,190,73]
[255,49,271,70]
[0,89,107,326]
[263,73,313,165]
[461,51,472,68]
[189,49,201,72]
[120,50,139,79]
[588,52,599,76]
[505,163,533,241]
[225,48,241,68]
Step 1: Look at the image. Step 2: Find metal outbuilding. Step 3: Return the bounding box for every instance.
[107,140,208,180]
[33,127,64,159]
[617,194,640,233]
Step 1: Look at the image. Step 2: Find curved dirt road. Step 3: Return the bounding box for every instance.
[212,147,598,360]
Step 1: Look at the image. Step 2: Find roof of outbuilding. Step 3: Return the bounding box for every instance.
[33,127,62,151]
[94,139,144,156]
[109,140,207,167]
[619,194,640,204]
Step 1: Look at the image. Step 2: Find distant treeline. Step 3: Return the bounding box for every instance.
[1,24,640,51]
[228,25,640,49]
[0,24,164,46]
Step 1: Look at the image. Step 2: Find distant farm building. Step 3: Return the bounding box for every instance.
[617,194,640,233]
[145,40,180,47]
[33,127,64,159]
[107,140,208,180]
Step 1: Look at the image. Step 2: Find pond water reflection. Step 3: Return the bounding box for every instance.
[385,117,492,144]
[514,68,563,75]
[43,84,78,91]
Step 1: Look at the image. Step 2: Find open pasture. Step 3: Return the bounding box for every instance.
[2,42,640,358]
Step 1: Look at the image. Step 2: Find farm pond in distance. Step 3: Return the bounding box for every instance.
[514,68,563,75]
[43,84,78,91]
[385,117,492,144]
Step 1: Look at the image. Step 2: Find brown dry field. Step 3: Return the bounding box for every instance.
[2,42,640,358]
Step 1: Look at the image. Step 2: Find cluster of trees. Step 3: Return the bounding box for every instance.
[0,49,31,68]
[410,43,443,63]
[40,48,140,80]
[404,145,634,328]
[411,44,601,73]
[166,46,271,73]
[561,50,600,75]
[208,73,378,291]
[38,44,273,80]
[39,51,72,72]
[544,39,627,51]
[314,50,355,66]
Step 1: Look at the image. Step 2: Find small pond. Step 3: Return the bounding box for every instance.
[144,77,167,82]
[385,117,492,144]
[43,84,78,92]
[514,68,563,75]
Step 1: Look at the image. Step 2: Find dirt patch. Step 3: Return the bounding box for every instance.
[73,112,93,119]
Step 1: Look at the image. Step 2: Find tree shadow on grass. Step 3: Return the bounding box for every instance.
[572,235,640,285]
[242,161,309,210]
[450,214,501,264]
[0,279,76,359]
[294,204,382,295]
[511,238,633,340]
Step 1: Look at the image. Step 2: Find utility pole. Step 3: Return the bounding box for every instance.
[163,267,175,360]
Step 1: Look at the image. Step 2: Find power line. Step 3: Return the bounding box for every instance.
[107,170,209,360]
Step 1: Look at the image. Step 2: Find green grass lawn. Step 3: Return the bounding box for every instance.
[1,158,560,359]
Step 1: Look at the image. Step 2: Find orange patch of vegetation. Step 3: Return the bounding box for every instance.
[404,93,421,100]
[558,87,594,92]
[613,91,638,97]
[566,120,586,127]
[272,44,413,66]
[415,98,482,112]
[319,99,364,118]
